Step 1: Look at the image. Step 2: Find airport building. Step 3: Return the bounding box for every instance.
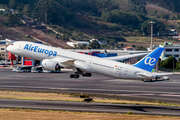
[67,41,89,48]
[0,45,6,59]
[0,39,15,66]
[0,39,15,58]
[159,42,180,60]
[147,41,180,61]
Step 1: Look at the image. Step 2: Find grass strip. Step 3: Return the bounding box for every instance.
[0,91,180,107]
[0,108,179,120]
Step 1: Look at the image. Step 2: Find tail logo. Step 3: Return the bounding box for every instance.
[144,57,156,66]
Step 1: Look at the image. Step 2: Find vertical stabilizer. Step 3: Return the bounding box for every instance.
[133,47,164,72]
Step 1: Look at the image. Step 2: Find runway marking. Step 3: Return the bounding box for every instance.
[159,94,180,97]
[0,85,180,95]
[119,94,155,96]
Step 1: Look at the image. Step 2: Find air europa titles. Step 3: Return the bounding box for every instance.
[24,44,57,57]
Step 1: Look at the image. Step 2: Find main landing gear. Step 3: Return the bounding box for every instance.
[70,68,92,78]
[70,68,92,79]
[70,74,79,78]
[70,73,92,78]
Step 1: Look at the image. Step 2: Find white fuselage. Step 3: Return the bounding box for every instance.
[7,41,156,79]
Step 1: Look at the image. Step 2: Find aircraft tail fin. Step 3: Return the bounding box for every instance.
[133,47,165,72]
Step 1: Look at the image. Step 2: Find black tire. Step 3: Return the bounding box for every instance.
[82,74,86,77]
[86,73,92,77]
[75,74,79,78]
[70,74,74,78]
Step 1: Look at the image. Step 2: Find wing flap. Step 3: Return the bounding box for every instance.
[136,73,154,78]
[51,57,76,68]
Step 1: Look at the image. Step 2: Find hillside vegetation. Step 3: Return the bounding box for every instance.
[0,0,179,48]
[149,0,180,13]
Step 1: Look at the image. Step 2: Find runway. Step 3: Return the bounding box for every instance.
[1,68,180,116]
[0,99,180,116]
[0,69,180,103]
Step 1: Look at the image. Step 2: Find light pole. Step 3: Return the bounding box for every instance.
[149,21,156,71]
[149,21,155,51]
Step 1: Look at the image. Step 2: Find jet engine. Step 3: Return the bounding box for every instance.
[42,59,60,71]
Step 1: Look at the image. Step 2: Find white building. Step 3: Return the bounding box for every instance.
[67,41,89,48]
[89,39,99,43]
[0,39,15,59]
[0,39,15,45]
[159,42,180,60]
[0,9,5,12]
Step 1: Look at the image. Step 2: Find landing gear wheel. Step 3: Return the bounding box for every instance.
[86,73,92,77]
[70,74,74,78]
[74,74,79,78]
[70,74,79,78]
[82,74,86,77]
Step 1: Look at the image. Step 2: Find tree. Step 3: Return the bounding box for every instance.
[89,40,100,49]
[160,12,169,19]
[6,12,22,26]
[80,44,87,49]
[132,45,136,47]
[141,19,165,36]
[170,15,175,20]
[177,14,180,20]
[154,10,157,13]
[160,56,177,70]
[120,43,124,47]
[175,58,180,71]
[0,0,9,4]
[101,10,146,26]
[23,4,31,16]
[9,0,16,9]
[33,0,74,25]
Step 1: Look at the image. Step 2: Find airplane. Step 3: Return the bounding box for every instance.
[7,41,172,81]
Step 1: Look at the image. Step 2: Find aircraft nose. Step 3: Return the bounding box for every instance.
[6,45,10,52]
[7,44,13,52]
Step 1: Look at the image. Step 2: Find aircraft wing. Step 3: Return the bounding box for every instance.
[51,57,93,72]
[52,57,76,68]
[103,53,147,61]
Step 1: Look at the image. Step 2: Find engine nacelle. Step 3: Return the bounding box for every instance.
[42,59,60,71]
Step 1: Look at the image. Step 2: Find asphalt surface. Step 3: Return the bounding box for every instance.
[1,68,180,116]
[0,99,180,116]
[0,69,180,103]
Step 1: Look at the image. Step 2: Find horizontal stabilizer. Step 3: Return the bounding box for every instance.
[154,73,174,76]
[136,73,154,78]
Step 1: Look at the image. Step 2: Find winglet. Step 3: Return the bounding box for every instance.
[133,47,165,72]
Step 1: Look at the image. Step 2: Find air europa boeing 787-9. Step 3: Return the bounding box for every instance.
[7,41,172,80]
